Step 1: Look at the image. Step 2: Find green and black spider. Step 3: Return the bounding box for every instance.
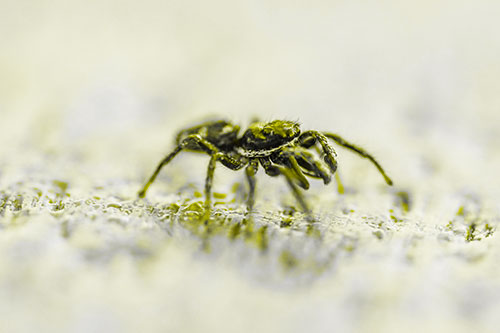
[138,119,393,219]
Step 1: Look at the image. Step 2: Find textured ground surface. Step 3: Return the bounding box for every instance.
[2,1,500,332]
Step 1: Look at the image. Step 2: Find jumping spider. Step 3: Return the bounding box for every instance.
[138,119,393,220]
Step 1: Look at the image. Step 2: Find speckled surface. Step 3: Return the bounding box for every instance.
[1,1,500,332]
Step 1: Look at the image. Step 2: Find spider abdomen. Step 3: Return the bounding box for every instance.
[175,119,240,151]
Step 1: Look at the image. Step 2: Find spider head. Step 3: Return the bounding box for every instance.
[240,120,301,151]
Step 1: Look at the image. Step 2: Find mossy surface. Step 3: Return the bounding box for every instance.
[1,144,499,333]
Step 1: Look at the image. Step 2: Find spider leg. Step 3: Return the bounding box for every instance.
[245,159,259,213]
[259,157,313,222]
[205,153,219,209]
[292,147,332,185]
[322,132,393,186]
[181,137,247,211]
[138,145,183,198]
[276,149,310,189]
[182,136,247,209]
[279,167,313,222]
[259,157,280,176]
[335,172,345,194]
[181,134,247,170]
[299,131,338,174]
[138,134,246,199]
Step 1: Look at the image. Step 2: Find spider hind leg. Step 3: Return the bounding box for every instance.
[139,134,247,207]
[138,145,183,198]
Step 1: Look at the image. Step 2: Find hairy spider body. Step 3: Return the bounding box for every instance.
[138,119,393,221]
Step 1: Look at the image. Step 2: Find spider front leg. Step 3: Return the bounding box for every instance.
[279,146,332,186]
[299,131,338,174]
[259,157,313,222]
[322,132,393,186]
[297,136,345,192]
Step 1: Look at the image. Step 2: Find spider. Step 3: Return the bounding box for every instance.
[138,119,393,220]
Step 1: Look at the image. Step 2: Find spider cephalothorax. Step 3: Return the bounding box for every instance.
[239,120,301,152]
[138,119,393,221]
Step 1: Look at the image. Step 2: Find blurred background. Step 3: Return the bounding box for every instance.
[1,0,499,199]
[2,0,499,166]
